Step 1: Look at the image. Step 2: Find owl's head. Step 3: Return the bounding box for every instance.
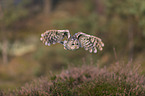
[63,39,79,50]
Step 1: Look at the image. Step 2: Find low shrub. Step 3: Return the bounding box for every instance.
[3,62,145,96]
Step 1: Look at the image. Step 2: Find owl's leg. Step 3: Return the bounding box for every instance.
[58,41,67,50]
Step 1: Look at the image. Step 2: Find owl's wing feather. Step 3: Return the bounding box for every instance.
[40,30,70,46]
[75,32,104,53]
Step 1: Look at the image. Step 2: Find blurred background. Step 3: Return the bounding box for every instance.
[0,0,145,90]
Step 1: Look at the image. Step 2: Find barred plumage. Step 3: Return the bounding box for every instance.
[40,30,104,53]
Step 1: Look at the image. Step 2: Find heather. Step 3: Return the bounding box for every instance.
[2,62,144,96]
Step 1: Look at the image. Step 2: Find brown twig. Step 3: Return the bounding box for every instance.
[113,47,119,64]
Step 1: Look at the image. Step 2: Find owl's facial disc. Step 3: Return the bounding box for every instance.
[64,39,79,50]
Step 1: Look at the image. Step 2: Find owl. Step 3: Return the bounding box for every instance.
[40,30,104,53]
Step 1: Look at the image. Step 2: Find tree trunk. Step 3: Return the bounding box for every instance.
[0,2,8,65]
[1,20,8,65]
[2,38,8,64]
[128,20,134,61]
[43,0,51,15]
[95,0,104,15]
[1,21,8,65]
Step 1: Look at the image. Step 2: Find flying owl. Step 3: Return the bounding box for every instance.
[40,30,104,53]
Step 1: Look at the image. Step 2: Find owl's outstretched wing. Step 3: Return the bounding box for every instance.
[75,32,104,53]
[40,30,70,46]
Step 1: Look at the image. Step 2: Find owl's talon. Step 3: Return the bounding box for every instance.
[64,47,67,50]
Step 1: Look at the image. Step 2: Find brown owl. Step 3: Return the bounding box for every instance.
[40,30,104,53]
